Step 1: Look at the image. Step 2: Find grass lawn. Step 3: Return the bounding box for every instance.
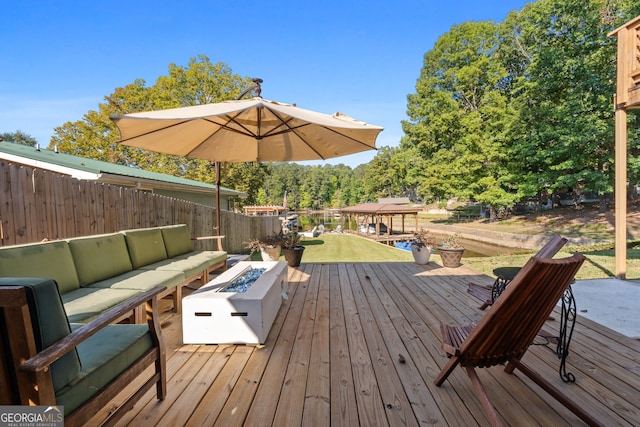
[464,247,640,280]
[301,233,414,262]
[248,233,414,263]
[248,233,640,280]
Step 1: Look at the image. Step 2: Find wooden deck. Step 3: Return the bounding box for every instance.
[91,262,640,426]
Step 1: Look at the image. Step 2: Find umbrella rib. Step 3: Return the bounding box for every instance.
[266,107,375,159]
[203,109,300,140]
[203,117,258,138]
[116,120,191,144]
[204,109,260,138]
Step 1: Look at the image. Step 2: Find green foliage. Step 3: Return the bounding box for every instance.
[222,162,269,206]
[363,146,402,200]
[45,0,640,216]
[51,55,255,194]
[505,0,620,204]
[49,52,374,210]
[382,0,640,218]
[438,233,464,249]
[1,130,37,146]
[258,162,372,211]
[401,20,515,218]
[282,231,303,249]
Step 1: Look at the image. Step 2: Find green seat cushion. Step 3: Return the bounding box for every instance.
[121,228,168,268]
[61,288,142,323]
[139,257,210,278]
[160,224,194,258]
[0,241,80,294]
[0,278,81,392]
[174,251,227,270]
[87,269,184,291]
[67,234,133,286]
[56,323,153,416]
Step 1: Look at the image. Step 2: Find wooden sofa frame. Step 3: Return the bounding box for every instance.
[0,283,167,426]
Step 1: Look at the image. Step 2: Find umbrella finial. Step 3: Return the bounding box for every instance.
[237,78,263,100]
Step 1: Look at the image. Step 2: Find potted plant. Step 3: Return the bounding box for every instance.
[244,234,284,261]
[281,231,305,267]
[437,233,465,268]
[410,228,434,265]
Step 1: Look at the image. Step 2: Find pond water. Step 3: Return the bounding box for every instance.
[298,213,518,258]
[433,235,516,258]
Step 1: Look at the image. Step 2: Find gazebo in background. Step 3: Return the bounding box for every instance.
[340,202,420,240]
[243,205,287,216]
[609,15,640,279]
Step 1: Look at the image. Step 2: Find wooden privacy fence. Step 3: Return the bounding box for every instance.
[0,162,280,253]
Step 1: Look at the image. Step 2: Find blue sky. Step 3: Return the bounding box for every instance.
[1,0,530,168]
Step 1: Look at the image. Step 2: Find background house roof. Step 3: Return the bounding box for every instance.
[0,141,246,198]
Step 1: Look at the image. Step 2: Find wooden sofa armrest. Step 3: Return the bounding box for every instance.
[193,235,225,251]
[20,286,165,374]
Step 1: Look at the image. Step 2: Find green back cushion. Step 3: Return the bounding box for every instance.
[160,225,194,258]
[122,228,168,268]
[0,277,81,392]
[0,241,80,294]
[68,234,133,286]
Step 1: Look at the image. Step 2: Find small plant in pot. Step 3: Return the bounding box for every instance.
[437,233,465,268]
[410,228,435,265]
[244,234,285,261]
[281,232,305,267]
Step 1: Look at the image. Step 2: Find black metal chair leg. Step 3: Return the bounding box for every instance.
[557,285,577,383]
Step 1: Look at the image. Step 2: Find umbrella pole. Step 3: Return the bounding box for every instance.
[215,161,221,237]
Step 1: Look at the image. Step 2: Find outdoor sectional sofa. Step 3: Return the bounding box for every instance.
[0,224,227,323]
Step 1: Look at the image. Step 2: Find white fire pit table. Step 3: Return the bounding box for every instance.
[182,261,288,345]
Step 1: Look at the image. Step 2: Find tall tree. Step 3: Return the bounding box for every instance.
[1,130,37,146]
[401,21,516,219]
[363,146,405,200]
[51,55,255,194]
[505,0,640,211]
[221,162,269,206]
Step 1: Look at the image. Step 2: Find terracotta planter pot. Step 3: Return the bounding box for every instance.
[260,245,281,261]
[438,247,465,268]
[411,244,432,265]
[282,246,305,267]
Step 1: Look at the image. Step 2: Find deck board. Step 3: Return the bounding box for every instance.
[89,261,640,426]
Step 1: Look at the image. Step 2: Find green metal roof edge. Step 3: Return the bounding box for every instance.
[0,142,244,195]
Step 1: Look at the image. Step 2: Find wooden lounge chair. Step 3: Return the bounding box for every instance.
[435,254,604,427]
[467,234,567,309]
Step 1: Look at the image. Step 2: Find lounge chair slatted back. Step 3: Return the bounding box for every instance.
[534,234,568,259]
[435,254,603,427]
[467,234,568,309]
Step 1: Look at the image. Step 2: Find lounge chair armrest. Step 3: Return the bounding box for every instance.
[19,286,165,374]
[440,322,475,356]
[192,235,225,251]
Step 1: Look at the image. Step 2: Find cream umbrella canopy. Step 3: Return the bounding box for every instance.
[111,97,383,162]
[111,96,383,234]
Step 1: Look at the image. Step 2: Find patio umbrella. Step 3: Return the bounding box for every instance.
[111,96,383,233]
